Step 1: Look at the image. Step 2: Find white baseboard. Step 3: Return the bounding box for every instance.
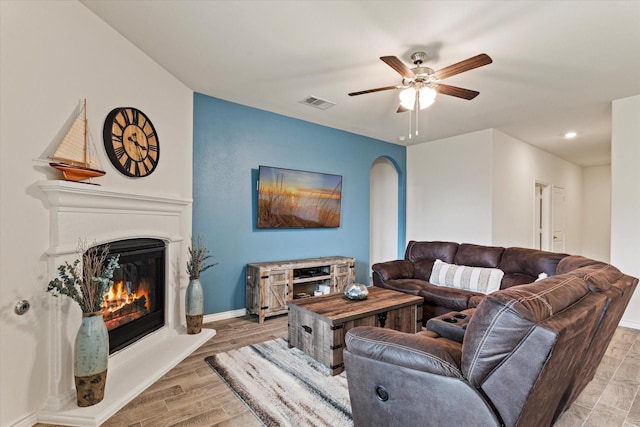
[619,319,640,330]
[8,412,38,427]
[204,308,247,323]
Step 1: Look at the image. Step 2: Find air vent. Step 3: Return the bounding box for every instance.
[299,96,336,110]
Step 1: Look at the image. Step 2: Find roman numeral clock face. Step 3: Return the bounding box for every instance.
[103,107,159,177]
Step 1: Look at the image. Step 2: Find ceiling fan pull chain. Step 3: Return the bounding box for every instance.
[416,97,420,136]
[408,107,412,139]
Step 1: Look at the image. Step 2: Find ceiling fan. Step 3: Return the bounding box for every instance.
[348,52,492,112]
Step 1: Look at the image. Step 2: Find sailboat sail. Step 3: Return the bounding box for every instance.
[49,100,105,182]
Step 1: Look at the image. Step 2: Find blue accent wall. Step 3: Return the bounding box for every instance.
[193,93,406,315]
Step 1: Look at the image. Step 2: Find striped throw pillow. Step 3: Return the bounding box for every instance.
[429,259,504,294]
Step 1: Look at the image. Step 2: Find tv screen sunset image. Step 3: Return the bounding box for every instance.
[257,166,342,229]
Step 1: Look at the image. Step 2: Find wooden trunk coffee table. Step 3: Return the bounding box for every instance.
[287,286,423,375]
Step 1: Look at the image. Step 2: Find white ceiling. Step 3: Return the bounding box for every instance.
[81,0,640,167]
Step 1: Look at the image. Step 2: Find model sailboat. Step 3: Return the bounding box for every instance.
[49,99,106,182]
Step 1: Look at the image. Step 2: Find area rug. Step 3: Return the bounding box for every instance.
[205,338,353,427]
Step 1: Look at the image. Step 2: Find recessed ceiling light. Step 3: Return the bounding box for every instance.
[564,131,577,139]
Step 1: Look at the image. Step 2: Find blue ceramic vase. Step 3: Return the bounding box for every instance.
[185,278,204,334]
[74,311,108,407]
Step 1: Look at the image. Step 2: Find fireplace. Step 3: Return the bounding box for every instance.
[96,238,166,354]
[38,180,215,426]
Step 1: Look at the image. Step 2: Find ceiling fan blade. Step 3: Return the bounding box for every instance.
[435,84,480,100]
[397,104,410,113]
[348,85,400,96]
[433,54,492,80]
[380,56,415,79]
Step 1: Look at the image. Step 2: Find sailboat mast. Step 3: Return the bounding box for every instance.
[83,98,88,166]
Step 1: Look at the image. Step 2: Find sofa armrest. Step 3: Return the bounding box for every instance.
[345,326,463,378]
[371,260,414,282]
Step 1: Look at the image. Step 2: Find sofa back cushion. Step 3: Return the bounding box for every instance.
[462,275,602,427]
[478,290,607,427]
[497,247,568,288]
[462,274,591,387]
[557,255,624,291]
[558,273,638,415]
[500,273,538,289]
[404,241,459,264]
[429,259,504,294]
[453,243,505,268]
[413,259,436,281]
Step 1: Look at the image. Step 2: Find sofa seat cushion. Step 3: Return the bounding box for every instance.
[417,282,483,311]
[468,295,484,308]
[346,327,463,377]
[430,259,504,294]
[382,279,429,296]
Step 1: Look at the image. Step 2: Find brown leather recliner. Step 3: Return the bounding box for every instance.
[344,257,637,427]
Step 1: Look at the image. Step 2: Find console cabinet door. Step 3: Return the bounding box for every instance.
[264,270,289,314]
[333,262,355,292]
[245,265,260,315]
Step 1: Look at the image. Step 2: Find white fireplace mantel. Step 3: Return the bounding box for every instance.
[38,180,191,254]
[36,180,215,427]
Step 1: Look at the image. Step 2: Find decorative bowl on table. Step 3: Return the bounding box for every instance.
[344,283,369,300]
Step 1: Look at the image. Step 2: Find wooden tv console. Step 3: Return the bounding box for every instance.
[246,256,355,323]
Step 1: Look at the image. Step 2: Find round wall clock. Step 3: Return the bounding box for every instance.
[103,107,159,177]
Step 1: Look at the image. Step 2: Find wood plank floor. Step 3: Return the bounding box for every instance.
[36,316,640,427]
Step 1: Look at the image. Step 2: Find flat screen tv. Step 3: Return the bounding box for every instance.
[257,165,342,229]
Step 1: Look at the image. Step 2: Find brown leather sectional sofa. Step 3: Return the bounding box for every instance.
[345,241,637,426]
[372,240,571,321]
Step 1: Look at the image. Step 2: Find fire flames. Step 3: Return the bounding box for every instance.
[102,279,151,330]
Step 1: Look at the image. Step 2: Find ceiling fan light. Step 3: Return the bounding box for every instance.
[418,87,436,109]
[399,88,416,110]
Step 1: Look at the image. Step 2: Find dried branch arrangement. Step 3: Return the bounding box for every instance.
[47,240,120,313]
[186,235,218,280]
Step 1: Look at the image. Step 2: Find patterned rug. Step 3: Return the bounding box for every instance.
[205,338,353,427]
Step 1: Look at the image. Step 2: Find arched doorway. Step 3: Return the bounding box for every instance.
[370,157,399,281]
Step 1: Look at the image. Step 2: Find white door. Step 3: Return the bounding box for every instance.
[534,182,552,250]
[535,184,543,249]
[552,186,566,252]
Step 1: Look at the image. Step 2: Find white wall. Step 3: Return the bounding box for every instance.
[0,1,193,425]
[407,128,583,252]
[407,129,493,244]
[582,165,611,262]
[370,157,399,274]
[611,94,640,328]
[491,129,583,253]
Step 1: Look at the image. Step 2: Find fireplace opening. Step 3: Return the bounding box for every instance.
[93,238,166,354]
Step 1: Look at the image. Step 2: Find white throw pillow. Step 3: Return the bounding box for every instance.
[429,259,504,294]
[535,272,548,281]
